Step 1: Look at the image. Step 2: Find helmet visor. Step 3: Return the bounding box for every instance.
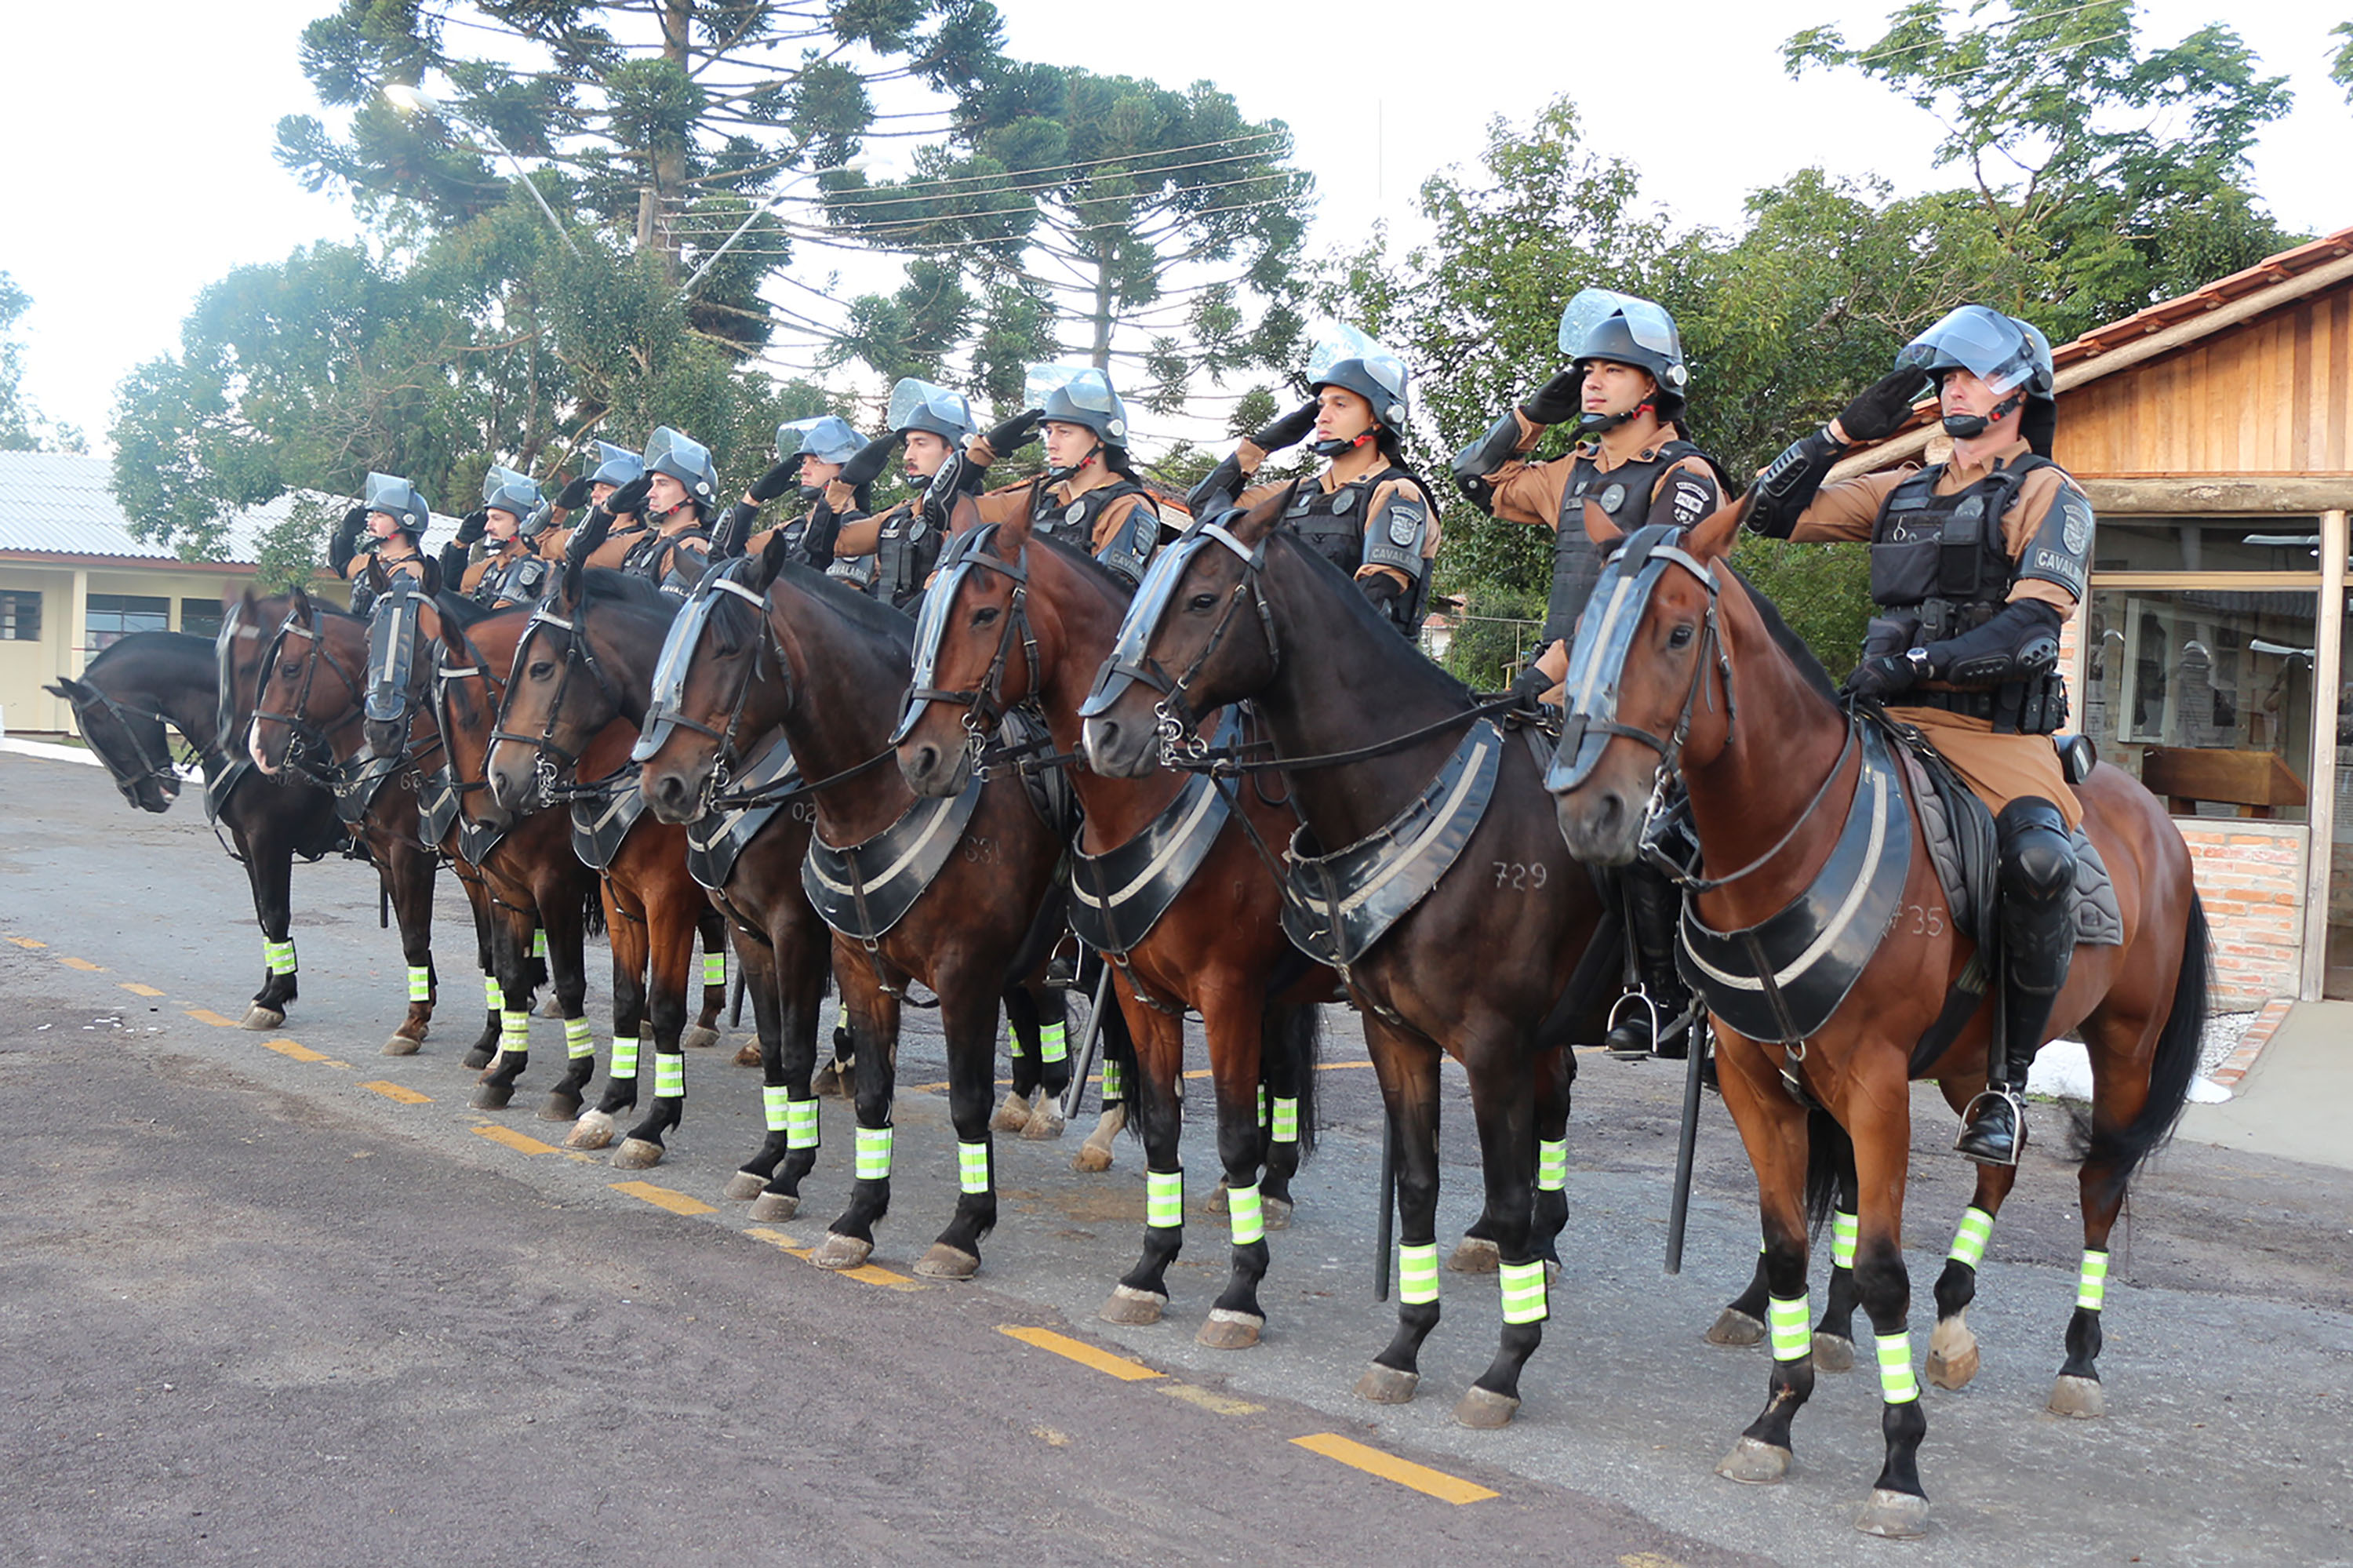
[1896,305,2040,396]
[887,377,973,439]
[778,415,864,467]
[591,442,643,487]
[1558,289,1678,359]
[363,472,421,526]
[1305,324,1408,406]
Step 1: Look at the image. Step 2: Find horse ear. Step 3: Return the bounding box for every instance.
[947,488,984,540]
[1686,492,1748,565]
[991,503,1032,558]
[1581,498,1624,549]
[1224,482,1291,547]
[751,523,791,591]
[290,584,314,625]
[42,678,80,701]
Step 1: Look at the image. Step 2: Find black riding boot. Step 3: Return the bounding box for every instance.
[1604,857,1697,1060]
[1958,797,2076,1166]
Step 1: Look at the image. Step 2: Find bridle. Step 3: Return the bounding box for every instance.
[250,609,365,787]
[1091,515,1278,768]
[491,591,626,805]
[66,683,200,805]
[897,522,1040,766]
[430,614,512,809]
[631,561,782,816]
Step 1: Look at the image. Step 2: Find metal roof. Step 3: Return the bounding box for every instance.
[0,451,457,565]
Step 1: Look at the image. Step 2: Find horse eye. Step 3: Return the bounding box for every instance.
[1668,624,1696,649]
[529,661,555,680]
[972,606,1000,628]
[1186,591,1217,613]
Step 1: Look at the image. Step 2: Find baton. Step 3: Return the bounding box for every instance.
[1373,1115,1396,1302]
[1665,1017,1709,1275]
[1057,960,1117,1122]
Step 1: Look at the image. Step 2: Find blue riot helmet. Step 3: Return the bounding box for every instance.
[886,377,976,446]
[1304,324,1409,435]
[642,425,721,515]
[1897,304,2056,439]
[1027,363,1131,482]
[777,416,868,500]
[591,440,644,490]
[481,465,543,522]
[1558,289,1689,429]
[362,471,431,537]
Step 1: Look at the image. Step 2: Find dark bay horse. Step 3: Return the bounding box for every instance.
[1548,501,2209,1537]
[632,537,1070,1279]
[1081,493,1612,1427]
[896,514,1334,1348]
[48,630,344,1028]
[478,567,733,1170]
[228,588,446,1054]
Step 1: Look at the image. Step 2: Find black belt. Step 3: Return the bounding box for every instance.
[1902,686,2000,720]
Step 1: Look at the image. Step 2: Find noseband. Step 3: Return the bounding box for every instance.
[489,597,624,803]
[251,614,365,784]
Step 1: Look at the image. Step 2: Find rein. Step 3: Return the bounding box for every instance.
[251,614,366,787]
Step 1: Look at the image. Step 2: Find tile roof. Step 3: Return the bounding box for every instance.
[0,451,457,564]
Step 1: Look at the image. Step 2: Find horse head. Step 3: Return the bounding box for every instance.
[635,529,792,825]
[248,586,362,776]
[1547,496,1745,864]
[47,669,181,812]
[483,564,627,813]
[894,497,1033,798]
[1079,483,1294,779]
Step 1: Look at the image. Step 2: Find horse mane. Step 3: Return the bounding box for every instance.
[430,590,505,629]
[751,561,915,653]
[1029,531,1133,603]
[82,630,214,674]
[1267,529,1471,704]
[578,568,678,614]
[1723,565,1840,701]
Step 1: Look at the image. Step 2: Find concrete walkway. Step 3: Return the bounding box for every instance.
[2177,999,2353,1171]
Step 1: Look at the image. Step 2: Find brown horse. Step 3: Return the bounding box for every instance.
[1548,502,2209,1537]
[895,513,1337,1347]
[1082,490,1613,1427]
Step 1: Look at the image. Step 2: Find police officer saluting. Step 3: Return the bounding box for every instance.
[947,364,1162,588]
[830,378,976,612]
[1742,304,2089,1166]
[1191,326,1438,637]
[736,416,869,570]
[330,471,437,617]
[442,467,557,607]
[549,441,649,567]
[618,427,723,597]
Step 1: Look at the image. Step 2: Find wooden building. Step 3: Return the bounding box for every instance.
[1833,224,2353,1002]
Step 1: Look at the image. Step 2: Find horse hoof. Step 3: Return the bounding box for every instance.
[1263,1195,1294,1231]
[813,1060,853,1099]
[1448,1236,1500,1274]
[810,1232,871,1271]
[536,1092,581,1123]
[1354,1364,1420,1405]
[566,1111,616,1150]
[470,1082,515,1111]
[461,1046,495,1071]
[1544,1258,1562,1285]
[2049,1374,2104,1419]
[1099,1285,1166,1326]
[1812,1333,1855,1373]
[724,1170,767,1202]
[1206,1177,1228,1215]
[732,1039,762,1068]
[538,994,564,1019]
[682,1024,718,1052]
[1453,1387,1520,1429]
[1197,1309,1262,1350]
[989,1090,1031,1133]
[748,1191,800,1223]
[914,1243,980,1279]
[1706,1308,1766,1347]
[239,1006,285,1031]
[1855,1488,1930,1539]
[380,1034,422,1057]
[1071,1141,1115,1173]
[1020,1102,1067,1141]
[1926,1341,1980,1391]
[1715,1436,1791,1485]
[610,1137,664,1170]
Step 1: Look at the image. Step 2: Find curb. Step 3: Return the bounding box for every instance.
[2206,996,2293,1090]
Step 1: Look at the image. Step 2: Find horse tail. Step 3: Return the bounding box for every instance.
[2070,890,2211,1207]
[1805,1104,1850,1241]
[1264,998,1322,1162]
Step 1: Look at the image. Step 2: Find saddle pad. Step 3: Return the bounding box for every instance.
[569,770,648,871]
[417,766,460,849]
[1069,766,1230,957]
[686,732,803,892]
[802,771,985,942]
[1894,750,2122,948]
[333,753,403,827]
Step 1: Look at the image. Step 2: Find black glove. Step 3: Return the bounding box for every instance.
[748,460,797,504]
[1358,573,1403,609]
[603,475,652,518]
[329,504,366,574]
[1841,651,1924,702]
[1836,367,1933,446]
[1187,453,1247,518]
[1249,402,1318,453]
[982,409,1041,456]
[455,508,489,545]
[1518,369,1585,427]
[555,475,594,512]
[836,431,900,492]
[1511,656,1556,704]
[438,540,471,584]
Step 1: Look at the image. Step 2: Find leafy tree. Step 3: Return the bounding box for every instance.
[0,275,85,454]
[2333,21,2353,103]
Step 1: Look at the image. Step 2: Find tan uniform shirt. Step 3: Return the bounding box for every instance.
[1480,412,1716,537]
[1230,443,1438,594]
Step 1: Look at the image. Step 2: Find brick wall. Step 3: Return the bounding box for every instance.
[2179,824,2305,1002]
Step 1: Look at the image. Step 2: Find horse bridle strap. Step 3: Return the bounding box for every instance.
[252,617,367,780]
[70,686,205,799]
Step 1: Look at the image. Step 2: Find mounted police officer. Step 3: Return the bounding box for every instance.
[1742,304,2088,1166]
[551,441,651,569]
[947,364,1162,588]
[830,378,976,613]
[1190,326,1439,638]
[441,467,558,607]
[619,426,723,597]
[1453,289,1724,1059]
[739,416,869,570]
[330,471,437,617]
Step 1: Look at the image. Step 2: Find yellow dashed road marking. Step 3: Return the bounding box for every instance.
[746,1225,809,1253]
[184,1008,239,1028]
[473,1125,558,1156]
[998,1325,1164,1382]
[7,937,45,949]
[1291,1433,1497,1505]
[1619,1555,1688,1568]
[362,1080,432,1104]
[264,1038,329,1063]
[610,1180,716,1217]
[744,1225,926,1290]
[60,956,104,972]
[1158,1384,1264,1416]
[118,983,164,998]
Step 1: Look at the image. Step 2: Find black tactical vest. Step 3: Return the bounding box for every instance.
[871,502,940,612]
[621,526,711,598]
[1285,465,1427,637]
[475,546,552,607]
[1545,439,1706,642]
[1033,478,1156,586]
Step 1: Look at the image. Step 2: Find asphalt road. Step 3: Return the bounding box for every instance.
[3,750,2350,1566]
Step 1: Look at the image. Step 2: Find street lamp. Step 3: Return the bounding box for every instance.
[381,83,584,260]
[677,155,871,300]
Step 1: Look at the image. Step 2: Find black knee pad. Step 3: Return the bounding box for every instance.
[1996,796,2074,907]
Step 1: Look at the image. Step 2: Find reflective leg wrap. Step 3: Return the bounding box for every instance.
[785,1097,819,1150]
[1398,1242,1440,1306]
[958,1141,990,1195]
[1227,1181,1264,1246]
[653,1053,683,1099]
[1500,1259,1549,1325]
[1038,1020,1067,1064]
[1877,1330,1920,1404]
[264,938,297,976]
[531,928,548,961]
[610,1035,638,1081]
[500,1010,529,1053]
[406,965,431,1003]
[761,1084,790,1132]
[855,1124,893,1181]
[1537,1137,1567,1193]
[1768,1293,1811,1362]
[1145,1167,1184,1230]
[2076,1248,2110,1312]
[483,973,502,1011]
[1100,1058,1123,1099]
[1948,1206,1995,1268]
[1257,1084,1269,1129]
[703,948,725,988]
[563,1017,594,1059]
[1831,1210,1858,1271]
[830,999,848,1035]
[1271,1095,1299,1144]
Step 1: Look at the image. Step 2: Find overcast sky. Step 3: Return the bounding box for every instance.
[4,1,2345,449]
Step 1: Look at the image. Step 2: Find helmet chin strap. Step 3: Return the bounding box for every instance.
[1573,400,1653,440]
[1311,427,1379,460]
[1046,441,1104,486]
[1941,390,2024,442]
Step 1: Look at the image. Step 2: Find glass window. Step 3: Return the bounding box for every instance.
[2081,588,2316,823]
[0,591,38,641]
[85,593,169,653]
[2092,517,2326,574]
[179,598,223,641]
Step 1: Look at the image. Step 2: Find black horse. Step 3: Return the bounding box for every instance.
[48,631,344,1028]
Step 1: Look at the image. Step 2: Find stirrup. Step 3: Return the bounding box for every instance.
[1603,989,1660,1059]
[1954,1087,2028,1166]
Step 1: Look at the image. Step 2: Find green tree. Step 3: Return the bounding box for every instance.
[2332,21,2353,102]
[0,275,85,454]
